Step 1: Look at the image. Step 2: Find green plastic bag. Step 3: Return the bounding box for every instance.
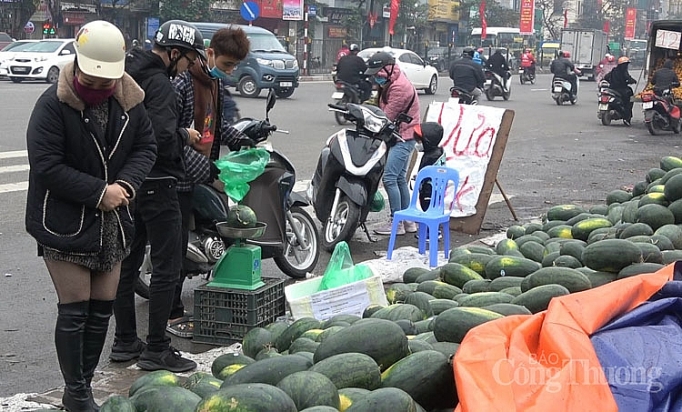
[215,148,270,202]
[318,241,372,291]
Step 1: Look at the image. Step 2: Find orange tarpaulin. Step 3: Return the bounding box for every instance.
[454,265,675,412]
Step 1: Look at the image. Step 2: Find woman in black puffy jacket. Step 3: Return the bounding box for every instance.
[24,20,156,411]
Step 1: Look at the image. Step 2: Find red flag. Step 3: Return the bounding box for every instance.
[563,8,568,28]
[389,0,400,35]
[603,20,610,34]
[480,0,487,39]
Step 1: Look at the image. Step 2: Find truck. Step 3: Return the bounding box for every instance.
[644,20,682,87]
[560,28,608,81]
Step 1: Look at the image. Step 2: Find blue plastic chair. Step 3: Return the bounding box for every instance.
[387,166,460,268]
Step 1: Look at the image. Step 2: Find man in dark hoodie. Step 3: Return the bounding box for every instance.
[111,20,204,372]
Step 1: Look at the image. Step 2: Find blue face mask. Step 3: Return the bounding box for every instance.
[374,76,388,86]
[209,65,229,80]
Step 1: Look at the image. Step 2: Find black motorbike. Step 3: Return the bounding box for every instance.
[597,80,629,125]
[331,80,363,125]
[312,103,411,252]
[552,77,577,105]
[450,86,477,105]
[641,85,682,135]
[135,90,320,297]
[519,66,535,84]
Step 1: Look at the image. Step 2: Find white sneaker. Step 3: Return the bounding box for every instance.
[403,221,418,233]
[374,219,404,235]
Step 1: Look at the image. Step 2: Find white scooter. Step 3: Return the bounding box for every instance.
[484,69,512,100]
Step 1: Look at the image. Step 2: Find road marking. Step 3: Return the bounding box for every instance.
[0,150,27,159]
[0,181,28,194]
[531,88,548,91]
[0,164,29,173]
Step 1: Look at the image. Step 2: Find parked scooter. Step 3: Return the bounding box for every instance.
[641,85,682,135]
[311,103,412,252]
[450,86,477,104]
[135,90,320,297]
[552,77,578,105]
[484,69,512,100]
[597,80,629,125]
[519,67,535,84]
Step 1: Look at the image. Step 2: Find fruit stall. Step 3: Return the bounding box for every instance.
[638,20,682,100]
[97,155,682,411]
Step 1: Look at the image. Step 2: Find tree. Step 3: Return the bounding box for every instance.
[459,0,520,28]
[160,0,213,21]
[534,0,564,40]
[16,0,39,38]
[575,0,605,30]
[393,0,429,51]
[342,0,366,42]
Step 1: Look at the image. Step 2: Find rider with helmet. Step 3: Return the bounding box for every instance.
[449,47,485,103]
[550,50,580,101]
[651,58,680,95]
[597,53,617,83]
[364,51,421,236]
[336,43,372,102]
[113,20,206,373]
[604,56,637,125]
[520,48,536,78]
[486,48,511,89]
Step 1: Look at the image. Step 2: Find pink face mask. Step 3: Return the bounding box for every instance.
[73,77,116,106]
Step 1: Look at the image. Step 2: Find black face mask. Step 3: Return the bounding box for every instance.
[166,50,180,79]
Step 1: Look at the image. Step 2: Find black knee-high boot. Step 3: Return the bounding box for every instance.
[56,301,96,412]
[82,300,114,412]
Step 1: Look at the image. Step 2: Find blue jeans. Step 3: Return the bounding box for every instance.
[383,139,416,216]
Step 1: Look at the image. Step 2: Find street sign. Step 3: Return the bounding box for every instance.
[308,5,317,16]
[24,21,35,34]
[240,2,260,22]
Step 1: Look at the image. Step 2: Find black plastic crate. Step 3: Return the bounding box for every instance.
[193,278,285,345]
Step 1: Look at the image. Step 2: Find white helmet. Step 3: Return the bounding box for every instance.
[74,20,126,79]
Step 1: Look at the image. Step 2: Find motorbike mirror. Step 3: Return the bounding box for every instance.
[265,89,277,116]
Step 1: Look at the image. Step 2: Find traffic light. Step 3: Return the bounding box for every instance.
[42,21,55,35]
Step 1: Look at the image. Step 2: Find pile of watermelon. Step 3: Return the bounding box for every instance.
[102,155,682,412]
[101,314,458,411]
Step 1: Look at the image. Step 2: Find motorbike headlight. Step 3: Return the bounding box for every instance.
[256,58,273,67]
[364,114,387,133]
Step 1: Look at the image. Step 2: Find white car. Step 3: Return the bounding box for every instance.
[5,39,75,84]
[358,47,439,94]
[0,40,39,79]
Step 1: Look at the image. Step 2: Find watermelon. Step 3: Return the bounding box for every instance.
[276,371,340,410]
[196,383,297,412]
[130,386,201,412]
[100,395,135,412]
[226,204,258,228]
[309,352,382,390]
[129,370,180,397]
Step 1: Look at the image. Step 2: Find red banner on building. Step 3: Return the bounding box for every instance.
[389,0,400,35]
[625,7,636,40]
[603,20,610,34]
[480,0,487,39]
[519,0,535,35]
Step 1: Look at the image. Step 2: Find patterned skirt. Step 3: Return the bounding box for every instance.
[40,211,130,272]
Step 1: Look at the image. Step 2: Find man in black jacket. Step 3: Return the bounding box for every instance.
[652,59,680,94]
[604,56,637,125]
[111,19,203,373]
[449,47,485,103]
[336,43,372,101]
[486,48,511,90]
[551,51,580,101]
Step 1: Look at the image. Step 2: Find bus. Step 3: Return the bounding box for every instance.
[470,27,524,50]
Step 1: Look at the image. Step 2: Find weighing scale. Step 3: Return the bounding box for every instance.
[208,222,268,290]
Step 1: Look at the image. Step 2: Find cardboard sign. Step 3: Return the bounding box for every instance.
[655,29,682,51]
[421,102,514,234]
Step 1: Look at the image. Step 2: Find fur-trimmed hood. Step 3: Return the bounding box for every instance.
[57,61,145,112]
